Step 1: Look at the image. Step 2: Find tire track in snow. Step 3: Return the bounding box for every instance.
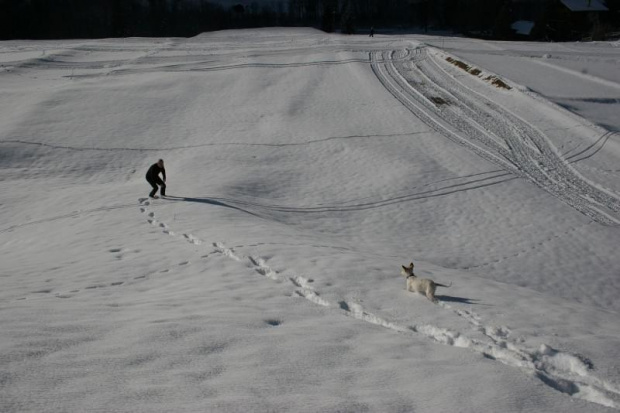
[138,198,620,409]
[67,45,414,78]
[370,47,620,226]
[12,41,419,80]
[420,50,620,223]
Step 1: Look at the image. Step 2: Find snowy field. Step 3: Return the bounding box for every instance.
[1,28,619,412]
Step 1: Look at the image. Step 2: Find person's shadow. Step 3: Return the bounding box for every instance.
[163,195,263,218]
[165,195,485,307]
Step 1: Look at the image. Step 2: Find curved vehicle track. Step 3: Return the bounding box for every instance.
[5,39,619,226]
[371,46,620,226]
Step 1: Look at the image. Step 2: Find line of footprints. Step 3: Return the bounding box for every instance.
[14,197,620,408]
[136,198,620,409]
[20,249,144,300]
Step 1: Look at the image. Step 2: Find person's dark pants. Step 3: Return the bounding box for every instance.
[147,177,166,197]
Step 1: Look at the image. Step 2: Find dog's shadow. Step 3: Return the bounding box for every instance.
[435,295,483,305]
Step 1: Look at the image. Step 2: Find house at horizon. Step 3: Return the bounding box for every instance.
[510,0,610,40]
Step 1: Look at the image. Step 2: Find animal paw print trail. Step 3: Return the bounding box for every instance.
[137,198,620,409]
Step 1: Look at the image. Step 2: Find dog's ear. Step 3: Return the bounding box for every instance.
[402,265,407,271]
[409,262,414,269]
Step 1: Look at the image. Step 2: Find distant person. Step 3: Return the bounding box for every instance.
[369,27,374,37]
[146,159,166,198]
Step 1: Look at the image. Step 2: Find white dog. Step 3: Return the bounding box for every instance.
[401,262,451,303]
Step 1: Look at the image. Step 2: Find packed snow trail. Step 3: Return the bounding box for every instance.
[138,198,620,409]
[370,46,620,226]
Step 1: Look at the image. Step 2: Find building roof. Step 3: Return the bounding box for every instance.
[559,0,608,12]
[511,20,535,35]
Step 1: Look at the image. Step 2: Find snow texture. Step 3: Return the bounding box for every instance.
[1,28,620,412]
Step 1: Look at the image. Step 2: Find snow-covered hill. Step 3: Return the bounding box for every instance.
[1,28,619,412]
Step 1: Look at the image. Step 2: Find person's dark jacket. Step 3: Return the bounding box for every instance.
[146,163,166,182]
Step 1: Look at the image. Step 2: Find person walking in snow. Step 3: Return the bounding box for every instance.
[146,159,166,198]
[369,26,374,37]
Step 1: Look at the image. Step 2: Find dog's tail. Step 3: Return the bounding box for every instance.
[435,282,452,288]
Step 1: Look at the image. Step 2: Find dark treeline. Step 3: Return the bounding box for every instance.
[1,0,619,40]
